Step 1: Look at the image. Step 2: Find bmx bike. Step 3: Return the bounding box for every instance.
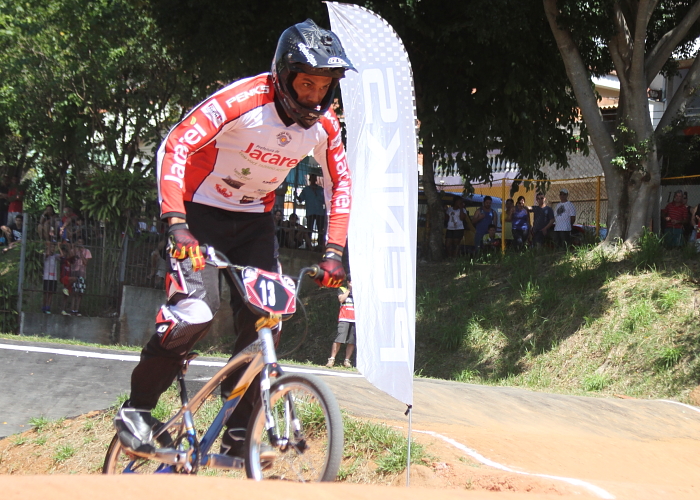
[103,247,344,481]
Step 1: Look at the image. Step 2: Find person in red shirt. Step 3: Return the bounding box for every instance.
[326,277,355,368]
[662,190,688,247]
[115,19,355,459]
[7,176,23,224]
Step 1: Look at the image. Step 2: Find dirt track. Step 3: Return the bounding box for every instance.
[2,340,700,499]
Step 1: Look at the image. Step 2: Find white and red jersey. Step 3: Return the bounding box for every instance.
[338,286,355,323]
[156,73,351,248]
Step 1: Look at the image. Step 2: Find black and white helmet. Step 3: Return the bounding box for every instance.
[272,19,355,129]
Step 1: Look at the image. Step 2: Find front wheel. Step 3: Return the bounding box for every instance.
[245,374,344,481]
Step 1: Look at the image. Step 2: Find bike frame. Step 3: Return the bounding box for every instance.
[130,248,315,472]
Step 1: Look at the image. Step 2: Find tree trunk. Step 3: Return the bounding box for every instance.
[422,135,445,261]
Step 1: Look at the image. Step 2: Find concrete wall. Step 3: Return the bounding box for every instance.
[20,248,322,348]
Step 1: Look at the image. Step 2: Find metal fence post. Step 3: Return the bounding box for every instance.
[17,213,28,320]
[596,176,601,240]
[119,236,129,283]
[501,178,506,254]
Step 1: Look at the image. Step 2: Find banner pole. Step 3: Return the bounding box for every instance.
[405,404,413,486]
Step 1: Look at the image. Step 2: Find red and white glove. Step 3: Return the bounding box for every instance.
[167,223,205,272]
[314,251,346,288]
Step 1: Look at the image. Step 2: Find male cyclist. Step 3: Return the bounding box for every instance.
[115,19,353,459]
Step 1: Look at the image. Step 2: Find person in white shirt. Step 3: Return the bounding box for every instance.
[552,188,576,248]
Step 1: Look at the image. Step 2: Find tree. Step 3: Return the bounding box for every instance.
[0,0,198,211]
[544,0,700,245]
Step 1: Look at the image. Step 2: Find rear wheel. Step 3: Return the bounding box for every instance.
[245,374,344,481]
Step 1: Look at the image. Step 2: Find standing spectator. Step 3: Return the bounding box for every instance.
[503,198,514,248]
[273,209,286,248]
[42,242,60,314]
[445,196,467,258]
[1,214,23,253]
[326,277,355,368]
[296,173,326,248]
[150,240,167,289]
[69,237,91,316]
[6,176,23,223]
[0,175,9,226]
[59,241,74,315]
[552,189,576,248]
[531,193,555,247]
[662,189,688,248]
[38,205,59,242]
[472,196,498,251]
[511,196,531,250]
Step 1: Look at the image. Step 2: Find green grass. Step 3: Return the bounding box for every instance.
[53,444,76,463]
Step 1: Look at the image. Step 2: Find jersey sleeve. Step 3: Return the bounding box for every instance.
[314,110,352,251]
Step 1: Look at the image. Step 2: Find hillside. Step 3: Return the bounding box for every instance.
[284,241,700,403]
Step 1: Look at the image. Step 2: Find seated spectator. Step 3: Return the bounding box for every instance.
[1,214,23,253]
[482,224,501,252]
[662,190,688,248]
[281,213,312,249]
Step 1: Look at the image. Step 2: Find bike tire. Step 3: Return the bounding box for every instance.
[245,373,344,482]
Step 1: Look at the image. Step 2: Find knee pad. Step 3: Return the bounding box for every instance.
[155,299,213,352]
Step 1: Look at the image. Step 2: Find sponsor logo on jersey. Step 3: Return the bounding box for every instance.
[327,57,346,65]
[298,43,317,65]
[277,131,292,147]
[222,176,244,189]
[233,167,253,180]
[262,177,279,184]
[240,196,256,204]
[330,133,342,150]
[255,189,270,195]
[242,142,299,168]
[216,184,233,198]
[202,99,225,128]
[163,122,208,188]
[224,85,269,107]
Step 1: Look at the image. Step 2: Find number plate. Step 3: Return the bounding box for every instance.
[242,267,296,315]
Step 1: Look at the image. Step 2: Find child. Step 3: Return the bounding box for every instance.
[59,242,74,316]
[482,224,502,252]
[69,238,91,316]
[41,242,60,313]
[326,276,355,368]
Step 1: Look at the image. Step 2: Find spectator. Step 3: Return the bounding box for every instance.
[273,209,286,248]
[60,216,77,242]
[472,196,498,251]
[1,214,23,253]
[38,205,58,242]
[68,237,91,316]
[281,213,311,249]
[0,175,9,226]
[511,196,531,250]
[503,198,514,248]
[445,196,467,258]
[482,224,502,252]
[530,193,555,247]
[662,189,688,248]
[6,176,23,223]
[326,277,355,368]
[42,241,60,314]
[150,240,167,289]
[296,174,326,248]
[552,188,576,248]
[59,241,74,315]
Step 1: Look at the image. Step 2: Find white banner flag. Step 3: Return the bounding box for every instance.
[327,2,417,406]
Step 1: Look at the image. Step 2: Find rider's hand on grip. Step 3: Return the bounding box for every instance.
[314,252,345,288]
[167,223,205,272]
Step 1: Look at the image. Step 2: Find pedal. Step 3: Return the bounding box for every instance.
[206,453,245,470]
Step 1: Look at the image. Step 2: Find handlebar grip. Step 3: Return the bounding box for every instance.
[307,265,322,278]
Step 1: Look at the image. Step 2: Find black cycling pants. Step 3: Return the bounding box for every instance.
[129,202,277,431]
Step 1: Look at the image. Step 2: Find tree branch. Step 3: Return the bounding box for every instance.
[630,0,655,84]
[655,53,700,135]
[543,0,616,160]
[645,0,700,86]
[610,3,632,93]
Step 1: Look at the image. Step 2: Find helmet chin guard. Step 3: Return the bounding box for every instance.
[272,19,355,129]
